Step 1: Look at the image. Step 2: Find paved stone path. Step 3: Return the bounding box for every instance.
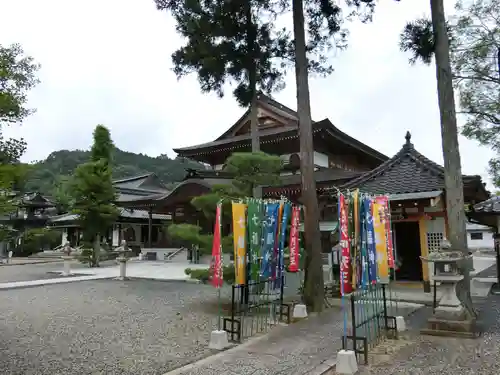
[0,261,209,289]
[165,303,422,375]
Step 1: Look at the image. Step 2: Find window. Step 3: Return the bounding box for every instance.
[470,232,483,240]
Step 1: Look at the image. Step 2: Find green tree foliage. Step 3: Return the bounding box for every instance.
[156,0,292,107]
[400,0,500,186]
[167,152,282,258]
[23,149,203,195]
[155,0,380,107]
[67,125,119,266]
[0,43,39,242]
[0,43,40,126]
[13,227,61,257]
[90,124,114,164]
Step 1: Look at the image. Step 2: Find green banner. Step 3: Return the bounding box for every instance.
[247,199,263,282]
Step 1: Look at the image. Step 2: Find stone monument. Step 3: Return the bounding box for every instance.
[420,239,477,337]
[113,240,133,280]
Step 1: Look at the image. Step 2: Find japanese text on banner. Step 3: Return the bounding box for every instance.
[210,203,223,288]
[232,202,247,285]
[373,201,389,283]
[375,196,395,269]
[288,206,300,272]
[339,194,352,294]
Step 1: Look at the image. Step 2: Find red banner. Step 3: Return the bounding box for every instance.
[375,196,395,269]
[288,206,300,273]
[211,203,223,288]
[339,194,352,294]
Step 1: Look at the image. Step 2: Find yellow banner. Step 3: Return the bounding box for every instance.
[232,202,247,285]
[373,202,389,283]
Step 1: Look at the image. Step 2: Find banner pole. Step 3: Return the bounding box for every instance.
[217,286,222,331]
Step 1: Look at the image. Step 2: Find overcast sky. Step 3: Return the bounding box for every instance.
[0,0,495,188]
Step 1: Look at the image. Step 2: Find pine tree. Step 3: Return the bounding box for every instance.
[68,125,118,267]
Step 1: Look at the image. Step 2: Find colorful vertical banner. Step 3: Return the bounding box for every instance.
[232,202,247,285]
[261,203,279,278]
[339,194,352,294]
[288,206,300,273]
[210,203,223,288]
[365,197,377,284]
[272,203,285,281]
[347,194,356,289]
[247,199,263,281]
[373,200,389,283]
[375,196,395,269]
[352,190,361,288]
[359,197,369,289]
[276,202,291,288]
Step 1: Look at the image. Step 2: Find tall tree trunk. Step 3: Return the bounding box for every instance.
[246,0,261,199]
[430,0,472,302]
[292,0,324,312]
[93,234,100,267]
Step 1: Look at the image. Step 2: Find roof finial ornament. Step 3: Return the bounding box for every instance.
[404,131,413,148]
[405,131,411,143]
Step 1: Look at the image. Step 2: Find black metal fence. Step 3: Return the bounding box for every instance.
[341,284,398,364]
[223,276,292,342]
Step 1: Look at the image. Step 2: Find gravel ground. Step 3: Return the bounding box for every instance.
[360,295,500,374]
[0,279,220,375]
[0,261,116,283]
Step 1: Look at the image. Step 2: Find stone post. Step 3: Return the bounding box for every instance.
[62,256,73,276]
[113,240,132,281]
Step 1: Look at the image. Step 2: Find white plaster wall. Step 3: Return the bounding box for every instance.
[313,151,329,168]
[467,230,494,250]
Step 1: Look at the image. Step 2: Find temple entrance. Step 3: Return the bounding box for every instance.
[394,221,423,281]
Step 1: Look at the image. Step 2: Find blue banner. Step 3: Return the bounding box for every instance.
[364,197,377,284]
[275,203,291,289]
[261,203,279,279]
[360,197,369,289]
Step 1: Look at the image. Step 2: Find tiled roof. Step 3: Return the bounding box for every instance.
[174,119,388,163]
[473,196,500,214]
[50,208,171,223]
[113,173,168,192]
[342,131,480,195]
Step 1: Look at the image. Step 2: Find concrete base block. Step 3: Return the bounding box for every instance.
[395,316,406,332]
[336,350,358,374]
[471,278,496,297]
[293,303,308,319]
[208,330,229,350]
[421,317,478,338]
[62,259,72,276]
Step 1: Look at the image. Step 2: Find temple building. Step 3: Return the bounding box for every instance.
[50,173,171,254]
[0,192,56,256]
[118,94,489,289]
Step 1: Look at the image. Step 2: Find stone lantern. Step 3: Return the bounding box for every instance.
[420,238,477,336]
[112,240,133,280]
[59,243,78,276]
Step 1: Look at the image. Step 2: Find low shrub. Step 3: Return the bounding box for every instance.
[184,265,236,284]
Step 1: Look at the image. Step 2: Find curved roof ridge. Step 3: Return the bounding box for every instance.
[342,131,446,190]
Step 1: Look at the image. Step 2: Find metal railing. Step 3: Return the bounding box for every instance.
[223,276,291,342]
[341,284,398,365]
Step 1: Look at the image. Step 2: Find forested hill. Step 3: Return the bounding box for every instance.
[23,148,204,194]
